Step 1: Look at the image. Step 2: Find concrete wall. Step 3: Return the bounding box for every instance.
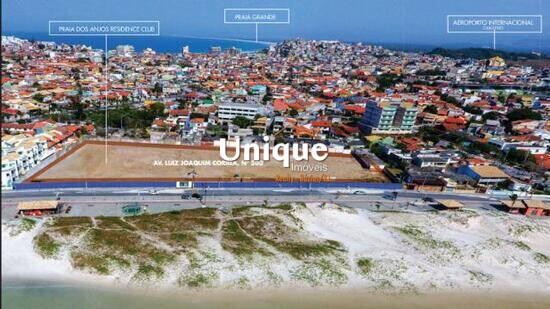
[14,181,402,190]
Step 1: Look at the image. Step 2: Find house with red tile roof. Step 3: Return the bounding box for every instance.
[511,120,541,134]
[294,125,318,138]
[169,109,189,117]
[442,116,468,132]
[533,154,550,170]
[311,120,332,128]
[344,105,365,114]
[273,99,289,112]
[398,137,424,152]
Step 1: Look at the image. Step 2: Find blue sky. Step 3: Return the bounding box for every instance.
[2,0,548,51]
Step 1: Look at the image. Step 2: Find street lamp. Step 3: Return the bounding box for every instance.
[187,168,204,204]
[187,168,197,189]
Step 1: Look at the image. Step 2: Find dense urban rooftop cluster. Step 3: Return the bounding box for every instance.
[1,36,549,192]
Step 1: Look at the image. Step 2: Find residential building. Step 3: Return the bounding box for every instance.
[182,46,189,55]
[457,165,509,186]
[412,153,451,169]
[359,100,418,134]
[227,124,254,141]
[218,102,266,122]
[115,45,135,57]
[488,137,549,155]
[2,153,20,190]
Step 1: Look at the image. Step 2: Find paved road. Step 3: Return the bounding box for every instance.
[1,188,501,219]
[2,187,498,200]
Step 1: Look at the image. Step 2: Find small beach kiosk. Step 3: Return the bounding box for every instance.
[522,200,550,216]
[435,199,464,210]
[500,199,550,216]
[500,200,526,214]
[17,200,61,216]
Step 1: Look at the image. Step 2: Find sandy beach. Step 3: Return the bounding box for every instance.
[3,203,550,297]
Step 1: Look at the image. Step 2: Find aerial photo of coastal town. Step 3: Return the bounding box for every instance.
[1,0,550,308]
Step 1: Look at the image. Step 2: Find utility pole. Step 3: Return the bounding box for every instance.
[203,183,207,204]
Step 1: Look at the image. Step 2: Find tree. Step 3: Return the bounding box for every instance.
[289,109,299,117]
[32,93,45,103]
[463,105,483,115]
[497,179,513,190]
[376,73,401,90]
[482,111,500,121]
[504,149,533,165]
[177,99,189,109]
[140,128,150,138]
[418,126,441,144]
[497,93,509,103]
[73,102,85,121]
[262,92,273,103]
[153,82,163,94]
[468,141,499,155]
[506,108,542,122]
[443,95,460,105]
[423,105,438,114]
[370,143,386,160]
[232,116,253,128]
[148,102,166,117]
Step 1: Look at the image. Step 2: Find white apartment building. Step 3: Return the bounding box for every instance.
[1,135,50,190]
[217,102,266,122]
[488,138,549,155]
[2,153,20,191]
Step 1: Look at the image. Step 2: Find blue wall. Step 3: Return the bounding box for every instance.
[14,181,402,190]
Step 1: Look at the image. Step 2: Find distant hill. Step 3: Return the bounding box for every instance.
[428,48,547,60]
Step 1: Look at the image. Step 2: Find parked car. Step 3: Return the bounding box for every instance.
[181,193,191,200]
[192,192,202,199]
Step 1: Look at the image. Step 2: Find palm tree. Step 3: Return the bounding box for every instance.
[510,193,518,206]
[392,191,398,201]
[392,191,399,210]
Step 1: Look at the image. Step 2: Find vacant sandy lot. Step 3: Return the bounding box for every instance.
[32,142,387,182]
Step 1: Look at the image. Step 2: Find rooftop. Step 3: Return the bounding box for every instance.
[470,165,509,179]
[17,200,59,211]
[436,199,464,209]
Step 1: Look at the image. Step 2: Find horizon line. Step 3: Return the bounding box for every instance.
[2,32,548,54]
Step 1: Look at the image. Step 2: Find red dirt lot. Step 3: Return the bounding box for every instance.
[28,141,388,183]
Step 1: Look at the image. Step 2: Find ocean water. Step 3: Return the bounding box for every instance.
[2,32,270,53]
[3,280,550,309]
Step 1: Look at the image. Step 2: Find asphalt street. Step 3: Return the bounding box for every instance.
[1,188,510,219]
